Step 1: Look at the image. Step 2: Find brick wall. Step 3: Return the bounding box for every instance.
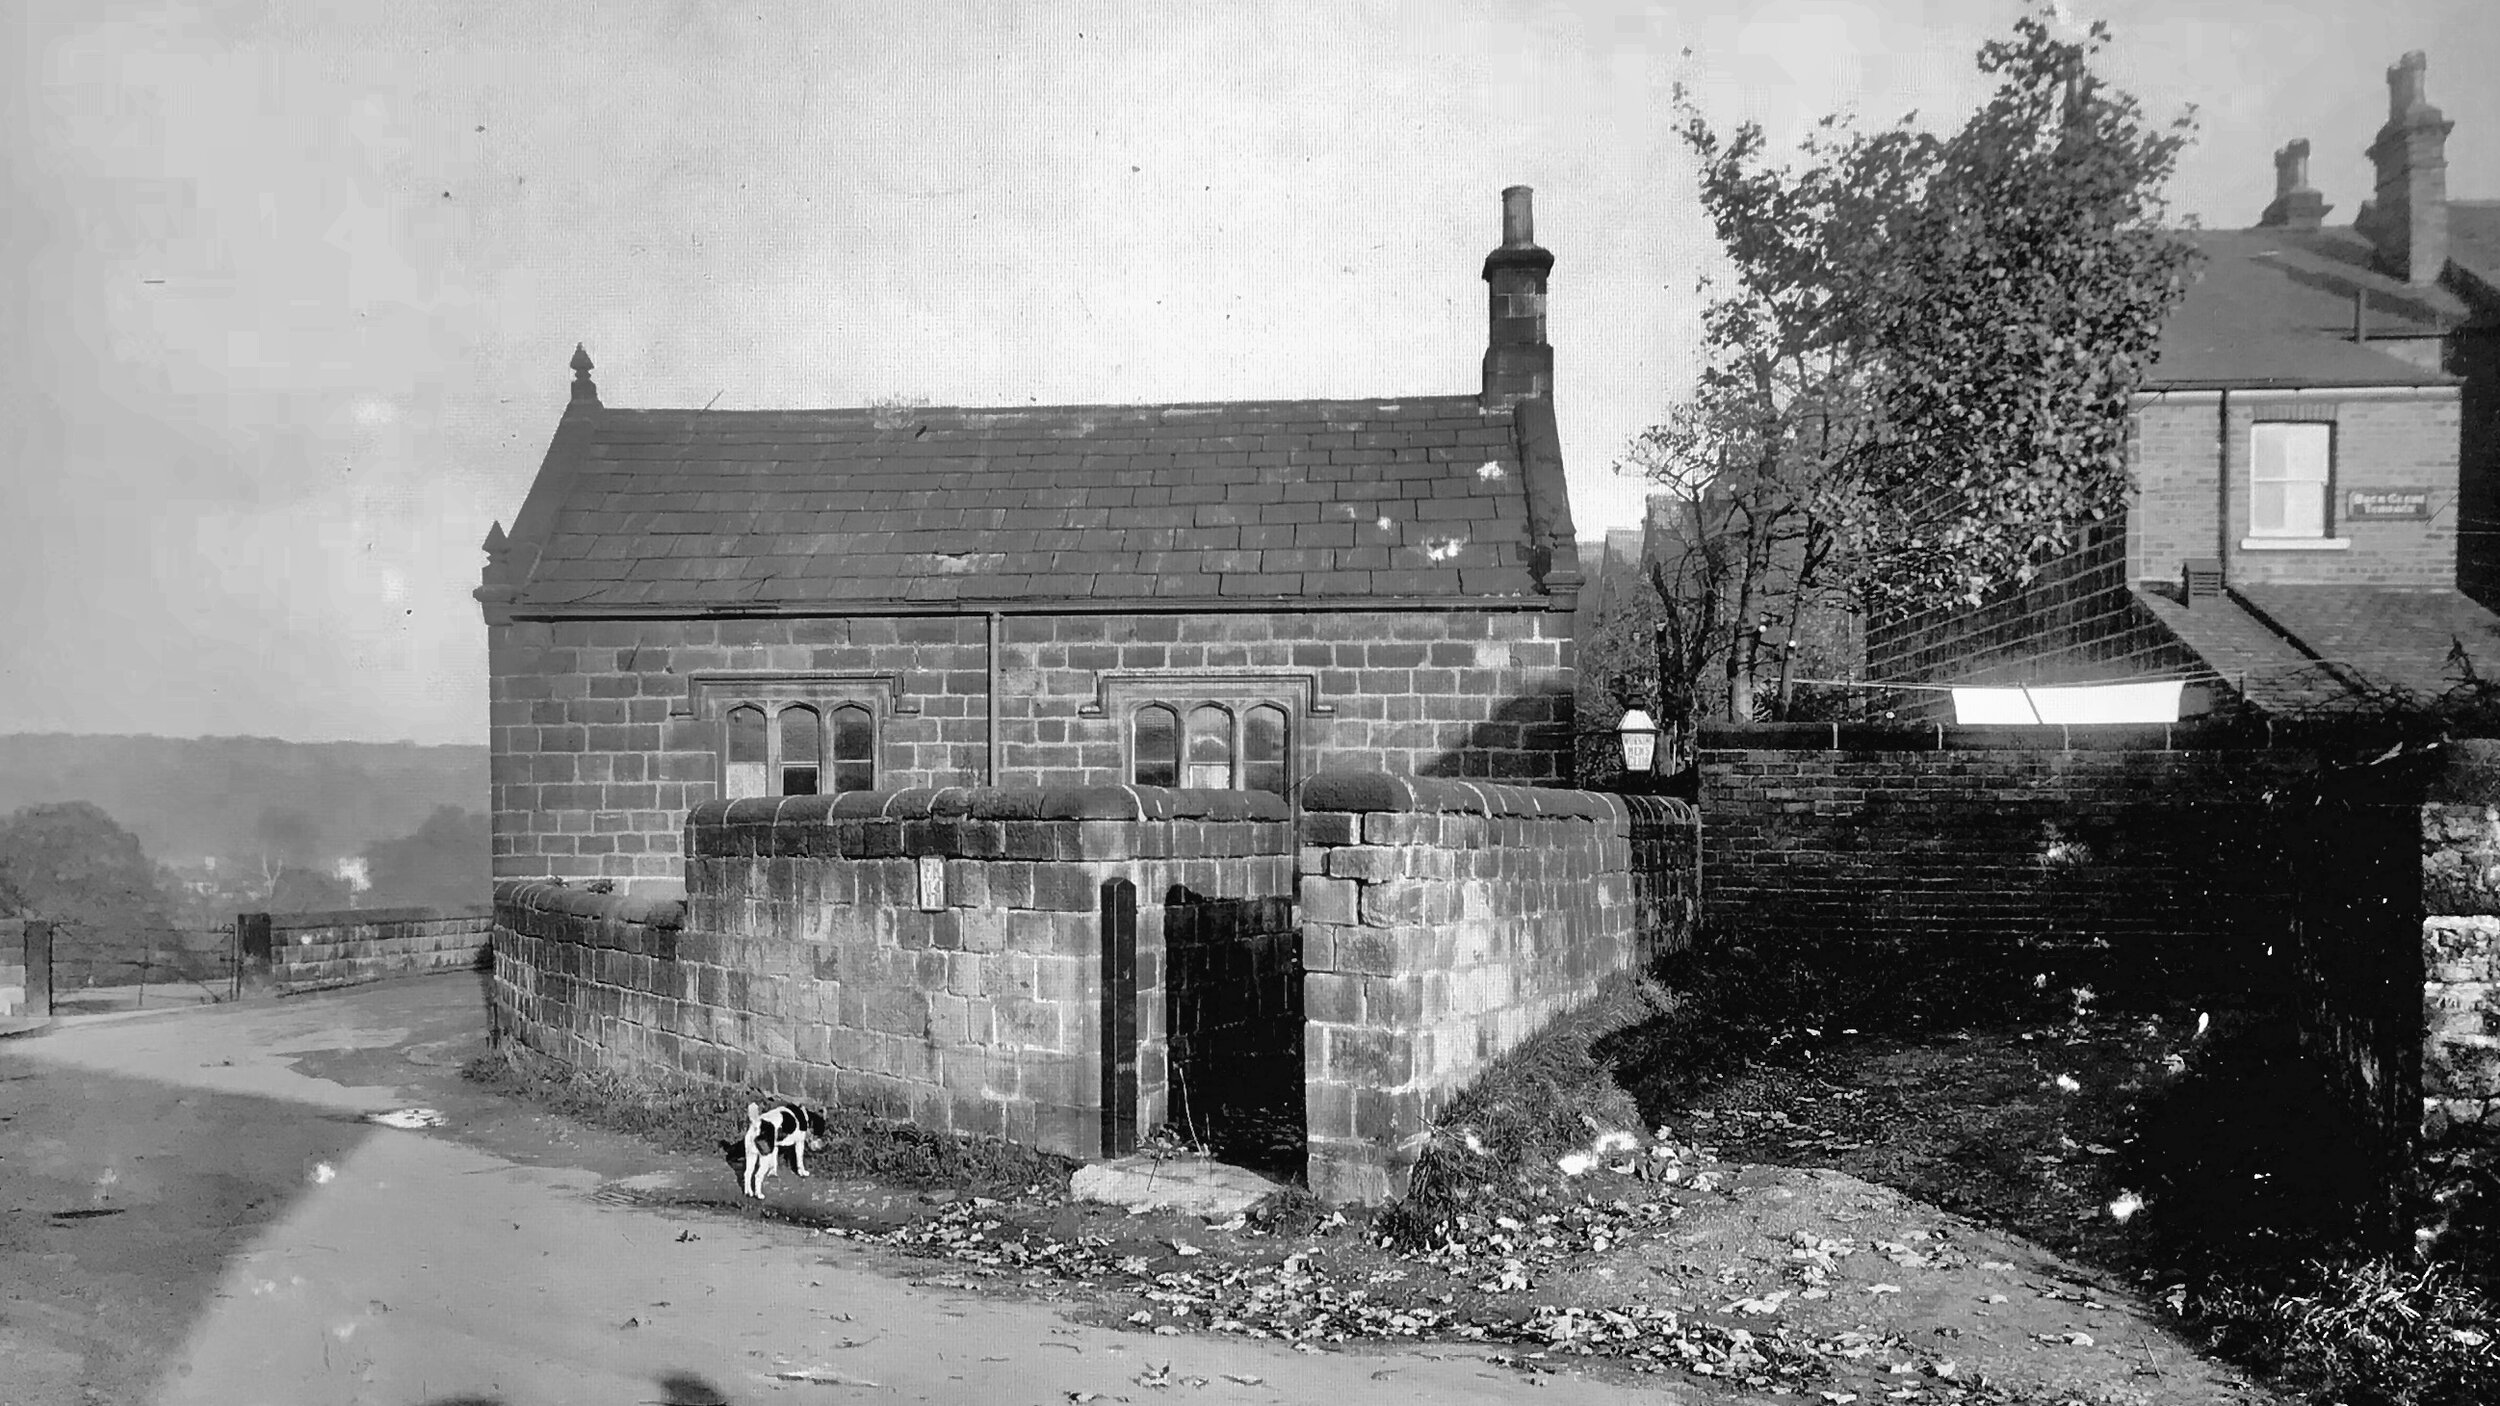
[2127,398,2224,584]
[1295,773,1681,1203]
[489,786,1294,1162]
[2130,391,2461,589]
[2220,395,2460,589]
[488,607,1573,894]
[1699,723,2321,993]
[1627,793,1701,958]
[2456,330,2500,606]
[2282,748,2436,1182]
[1866,522,2205,720]
[240,905,496,993]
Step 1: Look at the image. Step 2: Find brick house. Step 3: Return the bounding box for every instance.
[1867,51,2500,718]
[475,189,1586,893]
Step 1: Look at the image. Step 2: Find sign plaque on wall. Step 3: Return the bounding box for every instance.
[916,854,946,912]
[2347,488,2432,521]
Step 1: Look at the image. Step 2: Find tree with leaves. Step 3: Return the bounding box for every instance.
[362,806,491,911]
[1857,10,2201,615]
[0,802,177,931]
[1627,5,2200,728]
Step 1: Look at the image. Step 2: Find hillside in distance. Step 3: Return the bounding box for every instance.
[0,733,488,866]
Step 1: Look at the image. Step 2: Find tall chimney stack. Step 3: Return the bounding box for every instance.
[1480,186,1555,412]
[2258,139,2331,230]
[2358,51,2453,285]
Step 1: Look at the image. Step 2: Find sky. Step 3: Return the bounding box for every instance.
[3,0,2494,747]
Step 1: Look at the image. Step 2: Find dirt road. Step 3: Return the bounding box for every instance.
[0,975,1706,1406]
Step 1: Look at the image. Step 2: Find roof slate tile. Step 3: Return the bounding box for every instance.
[509,395,1550,609]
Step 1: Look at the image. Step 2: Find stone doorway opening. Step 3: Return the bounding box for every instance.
[1162,887,1305,1181]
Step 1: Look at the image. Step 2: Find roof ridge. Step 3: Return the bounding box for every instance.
[595,393,1496,420]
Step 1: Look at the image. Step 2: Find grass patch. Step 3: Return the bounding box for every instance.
[460,1038,1076,1197]
[1380,973,1671,1245]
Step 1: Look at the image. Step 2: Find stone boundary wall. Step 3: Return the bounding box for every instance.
[240,906,496,993]
[1698,722,2324,993]
[1295,772,1666,1203]
[2288,740,2500,1186]
[489,787,1292,1163]
[489,882,689,1061]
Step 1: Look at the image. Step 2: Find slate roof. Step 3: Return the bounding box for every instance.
[2150,227,2480,387]
[2231,585,2500,703]
[492,395,1576,613]
[2133,587,2369,714]
[2149,227,2471,389]
[2451,202,2500,296]
[2135,583,2500,716]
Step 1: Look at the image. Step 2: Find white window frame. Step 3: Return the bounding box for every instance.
[2248,421,2334,541]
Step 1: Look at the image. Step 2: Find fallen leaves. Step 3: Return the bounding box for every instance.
[785,1091,2120,1405]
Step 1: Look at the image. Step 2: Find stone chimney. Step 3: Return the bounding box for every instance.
[2259,139,2331,230]
[2357,51,2454,285]
[1480,186,1555,412]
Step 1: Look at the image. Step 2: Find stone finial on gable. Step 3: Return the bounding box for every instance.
[475,519,518,622]
[569,343,600,407]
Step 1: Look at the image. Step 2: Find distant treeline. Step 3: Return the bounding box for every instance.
[0,733,485,866]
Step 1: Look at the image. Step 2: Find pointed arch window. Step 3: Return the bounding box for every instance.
[778,705,821,795]
[828,704,875,794]
[1242,704,1289,797]
[1124,689,1298,796]
[1132,704,1180,788]
[714,691,882,799]
[1184,704,1233,789]
[725,705,769,799]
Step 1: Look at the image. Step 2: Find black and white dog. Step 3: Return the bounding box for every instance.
[740,1101,830,1199]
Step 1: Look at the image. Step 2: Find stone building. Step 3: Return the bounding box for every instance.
[1866,51,2500,717]
[476,189,1586,892]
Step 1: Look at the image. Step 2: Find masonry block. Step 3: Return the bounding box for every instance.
[1296,876,1357,927]
[1325,846,1405,883]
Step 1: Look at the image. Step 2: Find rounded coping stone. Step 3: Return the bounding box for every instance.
[684,785,1290,831]
[495,880,686,931]
[1621,793,1700,826]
